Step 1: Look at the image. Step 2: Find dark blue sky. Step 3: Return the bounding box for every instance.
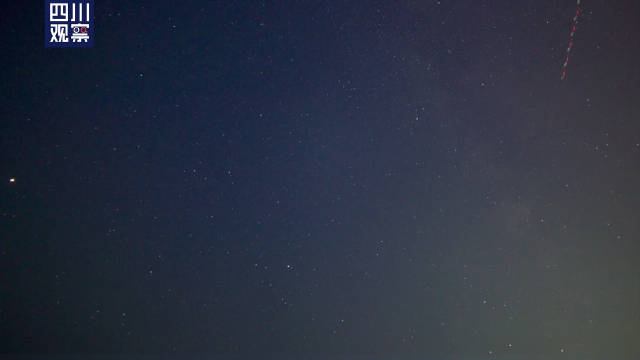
[2,1,640,359]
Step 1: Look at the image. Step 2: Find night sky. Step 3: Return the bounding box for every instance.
[2,1,640,359]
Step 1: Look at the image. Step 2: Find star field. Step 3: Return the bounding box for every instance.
[2,1,640,359]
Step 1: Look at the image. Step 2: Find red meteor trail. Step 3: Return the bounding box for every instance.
[561,0,581,80]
